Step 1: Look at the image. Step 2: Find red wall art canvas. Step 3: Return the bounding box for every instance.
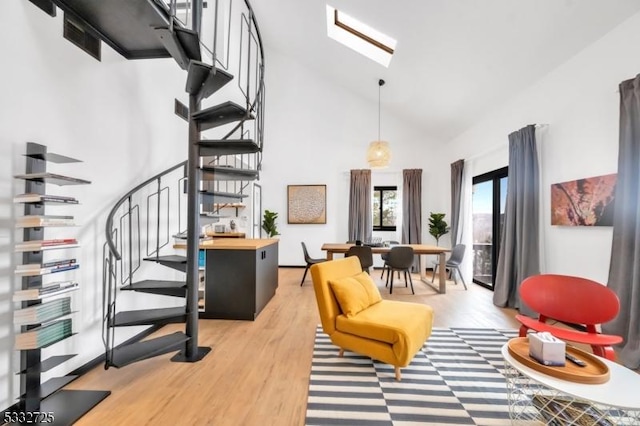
[551,173,617,226]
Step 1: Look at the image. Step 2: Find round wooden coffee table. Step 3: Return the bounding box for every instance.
[501,343,640,425]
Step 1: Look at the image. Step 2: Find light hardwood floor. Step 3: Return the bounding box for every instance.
[68,267,520,426]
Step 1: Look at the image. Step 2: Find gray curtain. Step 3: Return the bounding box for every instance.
[602,74,640,369]
[450,159,464,245]
[402,169,422,270]
[493,125,540,317]
[348,169,372,242]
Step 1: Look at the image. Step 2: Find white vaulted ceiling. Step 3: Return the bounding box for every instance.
[251,0,640,141]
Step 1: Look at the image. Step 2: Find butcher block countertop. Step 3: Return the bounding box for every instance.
[174,238,278,250]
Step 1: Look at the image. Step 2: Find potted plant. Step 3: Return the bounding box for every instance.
[428,212,450,246]
[262,210,280,238]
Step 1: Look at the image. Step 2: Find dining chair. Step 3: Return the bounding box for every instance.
[386,246,415,294]
[380,240,400,280]
[431,243,467,290]
[300,242,327,286]
[345,245,374,273]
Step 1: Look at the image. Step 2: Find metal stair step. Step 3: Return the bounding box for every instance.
[155,26,201,70]
[121,280,187,297]
[200,190,249,203]
[144,255,187,262]
[110,332,189,368]
[186,61,234,102]
[192,101,254,131]
[143,255,187,272]
[51,0,172,59]
[201,165,259,181]
[198,139,260,156]
[175,27,201,62]
[155,27,191,70]
[111,307,186,327]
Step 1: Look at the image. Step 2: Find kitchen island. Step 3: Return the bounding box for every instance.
[177,239,279,320]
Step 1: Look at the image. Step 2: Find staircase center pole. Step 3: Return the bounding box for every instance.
[185,93,202,360]
[192,0,203,34]
[172,0,211,364]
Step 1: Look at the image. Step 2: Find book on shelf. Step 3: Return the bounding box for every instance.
[14,297,72,326]
[13,193,79,204]
[13,281,79,302]
[15,318,73,350]
[15,239,78,252]
[15,215,75,228]
[14,263,79,276]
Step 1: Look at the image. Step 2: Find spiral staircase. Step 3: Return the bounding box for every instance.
[37,0,266,368]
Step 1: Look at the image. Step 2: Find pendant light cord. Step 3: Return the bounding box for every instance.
[378,79,385,141]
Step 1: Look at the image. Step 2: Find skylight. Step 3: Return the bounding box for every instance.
[326,5,397,67]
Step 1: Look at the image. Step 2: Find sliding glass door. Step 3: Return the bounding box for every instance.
[472,167,508,289]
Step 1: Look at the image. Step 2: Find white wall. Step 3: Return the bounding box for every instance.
[428,11,640,285]
[0,1,190,408]
[259,48,442,266]
[3,0,640,412]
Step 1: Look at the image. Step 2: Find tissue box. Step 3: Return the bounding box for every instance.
[529,333,566,366]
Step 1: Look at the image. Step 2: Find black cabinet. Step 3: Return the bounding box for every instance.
[201,241,278,320]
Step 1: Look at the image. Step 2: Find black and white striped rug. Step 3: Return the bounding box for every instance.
[306,327,519,425]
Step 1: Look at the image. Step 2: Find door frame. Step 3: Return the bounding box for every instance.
[472,166,508,290]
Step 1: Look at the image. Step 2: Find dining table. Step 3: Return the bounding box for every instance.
[320,243,452,294]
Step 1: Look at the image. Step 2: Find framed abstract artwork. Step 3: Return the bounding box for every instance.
[551,173,616,226]
[287,185,327,224]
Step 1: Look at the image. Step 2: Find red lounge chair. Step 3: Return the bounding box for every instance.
[516,274,623,360]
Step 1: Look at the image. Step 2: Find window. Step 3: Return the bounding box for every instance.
[373,186,397,231]
[325,5,397,67]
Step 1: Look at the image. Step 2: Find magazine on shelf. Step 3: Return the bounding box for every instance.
[14,297,72,326]
[16,215,75,228]
[17,259,77,270]
[14,318,73,350]
[14,263,79,276]
[48,263,79,273]
[43,258,77,268]
[15,239,78,252]
[13,281,79,302]
[13,193,79,204]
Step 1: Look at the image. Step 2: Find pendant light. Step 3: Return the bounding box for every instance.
[367,79,391,168]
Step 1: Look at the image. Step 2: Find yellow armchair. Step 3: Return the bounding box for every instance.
[310,256,434,380]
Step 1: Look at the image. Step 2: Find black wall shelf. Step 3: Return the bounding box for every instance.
[12,142,109,424]
[24,152,81,163]
[14,172,91,186]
